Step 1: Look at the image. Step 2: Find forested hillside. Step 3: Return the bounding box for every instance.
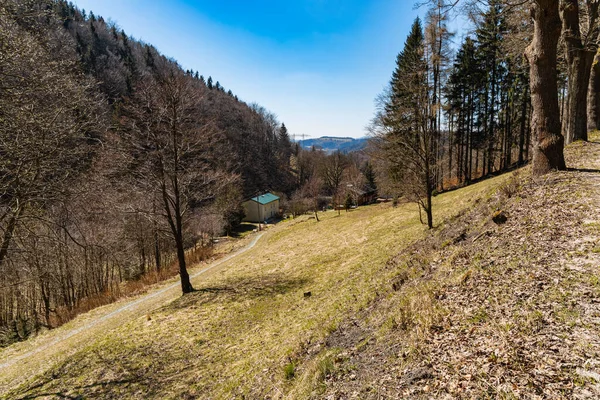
[0,0,387,347]
[0,0,298,344]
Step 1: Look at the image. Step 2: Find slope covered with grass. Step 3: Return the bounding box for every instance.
[1,166,511,398]
[323,134,600,399]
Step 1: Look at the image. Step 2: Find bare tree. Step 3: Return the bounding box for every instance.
[0,12,104,267]
[302,175,323,222]
[120,67,237,294]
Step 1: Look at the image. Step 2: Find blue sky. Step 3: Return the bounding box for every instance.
[73,1,434,138]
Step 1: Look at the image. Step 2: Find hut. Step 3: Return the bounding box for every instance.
[242,193,280,222]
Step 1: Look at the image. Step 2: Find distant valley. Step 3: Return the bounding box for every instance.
[297,136,369,153]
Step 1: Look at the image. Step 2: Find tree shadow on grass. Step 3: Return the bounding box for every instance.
[566,167,600,173]
[16,378,143,400]
[229,222,257,238]
[166,272,312,311]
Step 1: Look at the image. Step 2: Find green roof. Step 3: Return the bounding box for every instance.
[249,193,280,205]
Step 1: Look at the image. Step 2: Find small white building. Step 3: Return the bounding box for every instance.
[242,193,280,222]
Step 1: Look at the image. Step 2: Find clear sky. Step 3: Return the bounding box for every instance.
[72,1,429,139]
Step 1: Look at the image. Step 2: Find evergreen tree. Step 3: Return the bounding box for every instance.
[362,161,377,194]
[474,0,507,176]
[207,76,213,89]
[378,17,436,228]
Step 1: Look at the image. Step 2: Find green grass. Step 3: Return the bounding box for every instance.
[2,172,511,399]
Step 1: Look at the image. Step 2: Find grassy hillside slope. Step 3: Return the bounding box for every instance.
[1,165,511,398]
[323,134,600,399]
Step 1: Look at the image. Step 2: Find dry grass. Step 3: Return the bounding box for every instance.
[1,172,510,399]
[322,132,600,399]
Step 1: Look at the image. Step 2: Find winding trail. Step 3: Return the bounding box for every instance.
[0,232,264,390]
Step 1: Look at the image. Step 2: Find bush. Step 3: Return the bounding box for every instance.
[284,361,296,380]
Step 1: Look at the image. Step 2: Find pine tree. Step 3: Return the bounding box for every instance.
[475,0,507,176]
[379,17,436,228]
[207,76,213,89]
[446,37,479,183]
[362,161,377,194]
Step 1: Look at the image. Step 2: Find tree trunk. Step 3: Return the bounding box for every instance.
[0,205,23,267]
[588,52,600,131]
[525,0,566,175]
[175,234,193,293]
[488,58,497,175]
[154,228,161,272]
[561,0,597,142]
[518,85,529,164]
[174,192,194,294]
[425,188,433,229]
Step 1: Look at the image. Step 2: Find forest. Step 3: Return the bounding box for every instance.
[373,0,598,228]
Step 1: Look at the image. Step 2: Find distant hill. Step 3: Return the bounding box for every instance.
[297,136,369,153]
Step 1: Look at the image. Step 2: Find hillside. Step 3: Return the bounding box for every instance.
[1,160,512,398]
[322,134,600,398]
[4,136,598,398]
[298,136,369,154]
[0,0,295,344]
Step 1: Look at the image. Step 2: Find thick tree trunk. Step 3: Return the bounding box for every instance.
[162,179,194,294]
[174,196,194,294]
[525,0,566,175]
[561,0,598,142]
[588,52,600,131]
[566,54,594,141]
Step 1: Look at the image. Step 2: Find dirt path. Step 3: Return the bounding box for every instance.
[0,232,265,393]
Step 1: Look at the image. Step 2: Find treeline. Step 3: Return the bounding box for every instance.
[373,0,599,228]
[0,0,297,344]
[287,149,377,220]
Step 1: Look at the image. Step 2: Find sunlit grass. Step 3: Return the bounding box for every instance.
[3,172,511,399]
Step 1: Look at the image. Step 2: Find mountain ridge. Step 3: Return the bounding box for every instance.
[297,136,369,153]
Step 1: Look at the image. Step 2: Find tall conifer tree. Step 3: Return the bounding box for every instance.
[379,18,436,228]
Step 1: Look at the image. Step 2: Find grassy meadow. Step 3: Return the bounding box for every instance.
[2,172,510,399]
